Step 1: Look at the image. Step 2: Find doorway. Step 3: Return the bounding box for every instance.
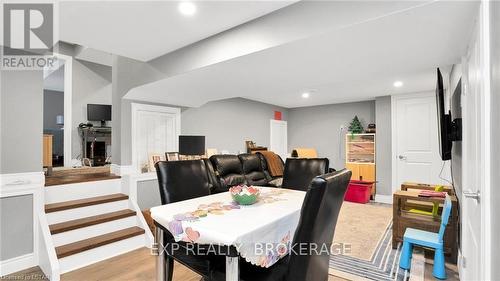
[43,64,65,167]
[269,120,288,160]
[391,92,450,193]
[42,53,73,169]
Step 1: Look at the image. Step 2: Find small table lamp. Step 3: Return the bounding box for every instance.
[56,115,64,126]
[179,135,206,159]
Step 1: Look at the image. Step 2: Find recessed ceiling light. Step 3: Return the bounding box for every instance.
[301,92,310,98]
[393,81,403,88]
[178,2,197,16]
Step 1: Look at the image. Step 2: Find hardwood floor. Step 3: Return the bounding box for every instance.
[7,247,458,280]
[62,248,200,281]
[6,248,346,281]
[45,166,120,187]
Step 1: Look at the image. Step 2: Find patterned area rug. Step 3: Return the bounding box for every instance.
[329,222,418,281]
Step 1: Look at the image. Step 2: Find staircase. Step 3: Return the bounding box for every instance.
[40,177,151,278]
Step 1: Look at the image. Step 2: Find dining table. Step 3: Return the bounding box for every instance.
[150,186,306,281]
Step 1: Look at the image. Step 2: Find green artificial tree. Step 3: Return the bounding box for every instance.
[348,116,364,134]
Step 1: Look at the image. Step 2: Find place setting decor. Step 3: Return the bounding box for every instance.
[229,185,260,205]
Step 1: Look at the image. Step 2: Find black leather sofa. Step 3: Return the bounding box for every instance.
[208,153,283,193]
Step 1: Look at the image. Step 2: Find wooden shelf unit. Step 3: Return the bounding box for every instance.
[345,133,376,197]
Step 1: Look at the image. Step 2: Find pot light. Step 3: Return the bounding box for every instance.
[393,81,403,88]
[178,2,197,16]
[301,92,310,98]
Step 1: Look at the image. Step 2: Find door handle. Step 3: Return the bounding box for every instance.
[398,155,407,160]
[463,190,480,202]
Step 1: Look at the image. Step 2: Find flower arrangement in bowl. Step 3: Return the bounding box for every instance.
[229,185,260,205]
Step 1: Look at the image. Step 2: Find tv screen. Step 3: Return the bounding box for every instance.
[436,68,452,160]
[87,104,111,122]
[179,135,206,155]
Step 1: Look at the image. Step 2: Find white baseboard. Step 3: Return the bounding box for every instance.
[374,194,392,204]
[0,253,36,276]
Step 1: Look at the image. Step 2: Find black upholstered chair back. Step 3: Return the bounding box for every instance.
[282,158,329,191]
[238,153,268,186]
[287,169,351,281]
[209,155,247,190]
[155,160,211,205]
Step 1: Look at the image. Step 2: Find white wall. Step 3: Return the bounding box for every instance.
[0,70,43,173]
[375,96,392,196]
[287,101,376,169]
[181,98,287,154]
[0,69,43,266]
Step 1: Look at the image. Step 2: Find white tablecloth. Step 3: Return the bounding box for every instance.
[150,187,305,267]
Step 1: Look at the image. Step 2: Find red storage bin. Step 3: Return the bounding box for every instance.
[344,180,374,204]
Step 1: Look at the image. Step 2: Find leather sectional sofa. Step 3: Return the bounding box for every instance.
[206,153,284,193]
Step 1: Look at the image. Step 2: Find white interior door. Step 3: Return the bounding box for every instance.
[132,104,180,172]
[270,120,287,160]
[393,92,448,191]
[460,8,485,279]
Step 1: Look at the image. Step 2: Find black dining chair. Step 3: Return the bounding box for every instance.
[154,160,222,281]
[208,169,351,281]
[155,160,212,204]
[281,158,329,191]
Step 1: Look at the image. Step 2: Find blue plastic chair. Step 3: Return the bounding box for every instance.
[399,194,452,279]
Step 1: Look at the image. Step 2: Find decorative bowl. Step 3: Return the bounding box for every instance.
[229,185,260,205]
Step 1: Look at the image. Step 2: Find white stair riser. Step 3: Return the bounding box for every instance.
[58,235,145,274]
[46,200,130,224]
[45,179,122,204]
[52,217,139,247]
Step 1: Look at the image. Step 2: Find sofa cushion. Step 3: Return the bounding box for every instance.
[239,154,261,173]
[238,154,269,186]
[209,155,246,188]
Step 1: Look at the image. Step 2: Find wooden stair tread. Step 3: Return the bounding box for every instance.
[45,193,129,213]
[45,173,121,187]
[55,227,145,259]
[49,209,136,234]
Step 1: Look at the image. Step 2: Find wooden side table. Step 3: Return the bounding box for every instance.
[43,134,53,174]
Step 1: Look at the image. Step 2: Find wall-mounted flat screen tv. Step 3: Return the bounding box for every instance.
[436,68,462,161]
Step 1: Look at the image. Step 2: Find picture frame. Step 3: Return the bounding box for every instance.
[165,152,180,161]
[245,140,256,149]
[148,153,164,172]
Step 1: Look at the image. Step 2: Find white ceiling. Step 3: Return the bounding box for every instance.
[125,0,478,108]
[59,1,296,61]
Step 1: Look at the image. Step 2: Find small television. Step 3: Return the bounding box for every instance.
[436,68,462,160]
[87,104,111,127]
